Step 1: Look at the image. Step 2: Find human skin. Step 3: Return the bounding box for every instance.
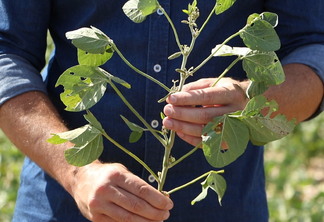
[0,91,173,222]
[163,63,324,147]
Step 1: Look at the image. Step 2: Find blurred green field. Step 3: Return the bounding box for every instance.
[0,113,323,221]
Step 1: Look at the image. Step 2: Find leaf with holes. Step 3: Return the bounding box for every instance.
[239,95,296,145]
[78,46,114,66]
[191,171,227,205]
[202,115,249,168]
[242,51,285,87]
[48,111,104,166]
[123,0,159,23]
[240,18,280,52]
[247,12,278,28]
[215,0,237,15]
[56,65,108,111]
[66,26,111,54]
[120,115,144,143]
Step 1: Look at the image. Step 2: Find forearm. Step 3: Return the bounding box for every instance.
[264,63,323,122]
[0,91,81,194]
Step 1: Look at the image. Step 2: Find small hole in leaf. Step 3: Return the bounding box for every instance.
[274,59,278,63]
[70,72,75,75]
[85,51,89,54]
[251,23,255,27]
[80,77,87,81]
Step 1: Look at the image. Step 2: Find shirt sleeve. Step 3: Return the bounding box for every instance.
[0,0,51,105]
[0,54,47,105]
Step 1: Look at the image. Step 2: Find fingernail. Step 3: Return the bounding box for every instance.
[168,94,177,103]
[163,105,172,116]
[163,118,173,128]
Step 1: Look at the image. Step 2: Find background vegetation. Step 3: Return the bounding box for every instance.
[0,33,323,221]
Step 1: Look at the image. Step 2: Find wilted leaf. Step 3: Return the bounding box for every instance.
[56,65,108,111]
[211,44,251,57]
[191,172,227,205]
[66,26,111,54]
[202,115,249,168]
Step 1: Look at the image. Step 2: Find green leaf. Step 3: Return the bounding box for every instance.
[56,65,108,111]
[48,111,104,166]
[66,26,111,54]
[129,131,143,143]
[247,12,278,28]
[215,0,236,15]
[242,51,285,86]
[212,44,251,57]
[202,115,249,168]
[77,47,114,66]
[240,96,296,145]
[120,115,144,143]
[246,81,268,98]
[191,172,227,205]
[240,19,280,52]
[123,0,159,23]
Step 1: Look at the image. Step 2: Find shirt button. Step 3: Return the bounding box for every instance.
[153,64,162,73]
[156,8,164,16]
[148,175,156,183]
[151,120,159,128]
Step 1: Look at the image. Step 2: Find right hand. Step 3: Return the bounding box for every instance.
[71,162,173,222]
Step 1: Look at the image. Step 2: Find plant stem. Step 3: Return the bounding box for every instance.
[101,131,159,183]
[112,44,170,92]
[198,2,217,35]
[211,56,242,87]
[108,80,167,147]
[192,31,241,74]
[159,6,182,51]
[168,145,200,169]
[167,170,224,195]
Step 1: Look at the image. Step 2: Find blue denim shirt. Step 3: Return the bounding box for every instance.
[1,0,324,221]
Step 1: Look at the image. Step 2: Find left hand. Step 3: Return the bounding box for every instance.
[162,77,249,147]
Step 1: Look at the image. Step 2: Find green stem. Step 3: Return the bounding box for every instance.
[198,2,217,35]
[112,44,170,92]
[108,80,167,147]
[167,170,224,195]
[101,130,159,183]
[211,56,242,87]
[192,31,242,74]
[159,6,182,51]
[168,145,200,169]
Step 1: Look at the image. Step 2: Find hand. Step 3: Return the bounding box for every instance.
[71,162,173,222]
[163,77,249,146]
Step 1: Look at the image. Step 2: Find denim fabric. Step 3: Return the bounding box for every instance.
[0,0,323,221]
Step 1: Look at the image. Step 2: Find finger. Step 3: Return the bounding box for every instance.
[111,186,171,221]
[163,117,204,138]
[167,86,235,106]
[118,173,173,211]
[164,104,232,124]
[91,213,118,222]
[176,131,202,147]
[96,201,163,222]
[181,78,214,91]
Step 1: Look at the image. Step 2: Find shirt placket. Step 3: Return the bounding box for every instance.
[142,1,171,186]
